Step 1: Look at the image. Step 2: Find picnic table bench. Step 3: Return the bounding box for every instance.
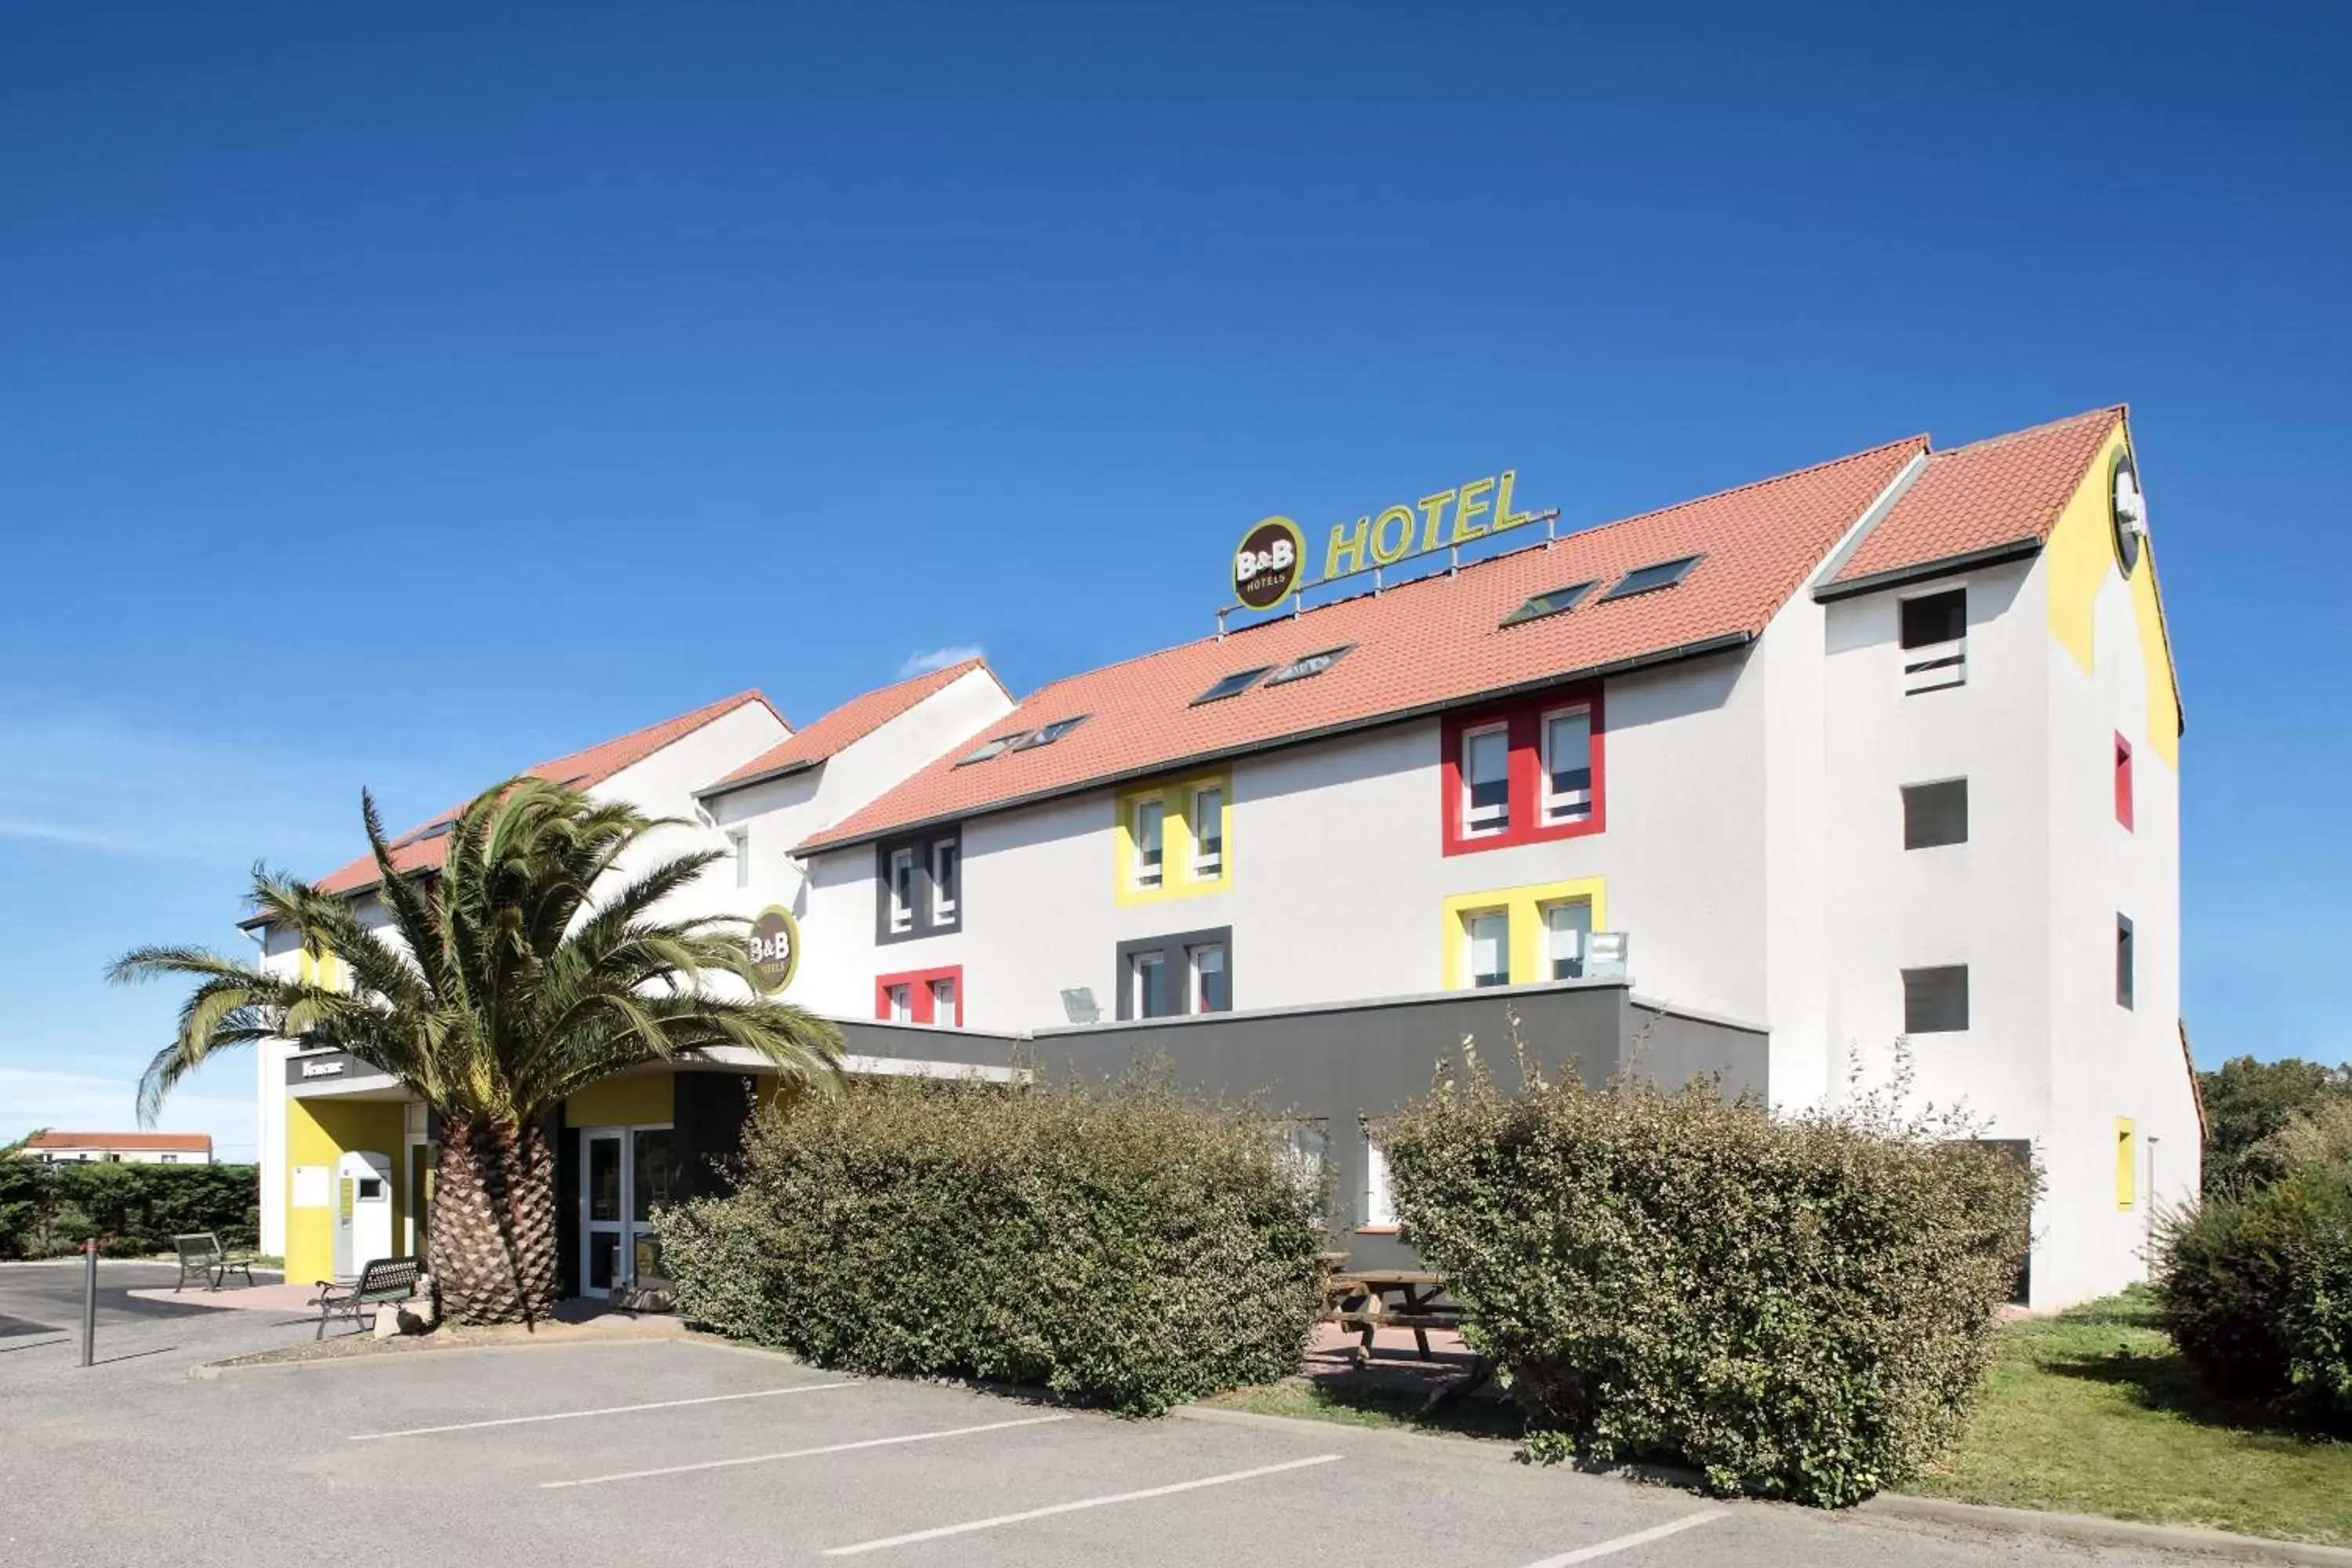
[171,1232,260,1293]
[310,1256,422,1339]
[1323,1267,1466,1363]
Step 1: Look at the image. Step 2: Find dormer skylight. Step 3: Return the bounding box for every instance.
[1264,645,1353,687]
[1500,581,1599,627]
[1599,554,1701,601]
[1193,666,1272,706]
[956,732,1028,766]
[394,819,458,849]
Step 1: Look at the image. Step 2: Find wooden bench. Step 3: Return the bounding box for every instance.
[171,1232,258,1293]
[310,1256,422,1339]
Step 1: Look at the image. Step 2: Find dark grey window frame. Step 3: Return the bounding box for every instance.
[1901,779,1969,849]
[1113,925,1233,1021]
[2116,914,2135,1010]
[1900,587,1968,649]
[875,826,963,946]
[1903,965,1970,1033]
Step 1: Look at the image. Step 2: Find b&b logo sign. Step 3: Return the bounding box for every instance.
[748,905,800,995]
[1232,517,1305,611]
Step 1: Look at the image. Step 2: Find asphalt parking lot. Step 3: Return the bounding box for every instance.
[0,1294,2214,1568]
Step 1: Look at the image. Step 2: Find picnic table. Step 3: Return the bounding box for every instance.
[1323,1265,1461,1363]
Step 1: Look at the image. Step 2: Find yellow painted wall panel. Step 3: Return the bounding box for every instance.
[2043,422,2180,768]
[284,1096,407,1284]
[564,1072,676,1128]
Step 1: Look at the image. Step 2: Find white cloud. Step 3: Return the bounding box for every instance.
[0,1065,257,1161]
[897,644,985,679]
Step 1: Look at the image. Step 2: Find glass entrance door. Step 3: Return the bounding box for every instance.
[579,1124,675,1298]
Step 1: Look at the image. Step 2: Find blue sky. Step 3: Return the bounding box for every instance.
[3,2,2346,1156]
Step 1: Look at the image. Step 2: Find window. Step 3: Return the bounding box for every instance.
[1114,772,1231,903]
[2117,915,2135,1010]
[1188,941,1229,1013]
[887,848,916,933]
[1461,724,1509,836]
[1466,910,1510,988]
[1599,554,1700,601]
[1440,684,1606,855]
[1443,878,1608,989]
[1190,787,1223,878]
[159,1154,179,1163]
[1194,667,1270,705]
[1129,950,1170,1018]
[1362,1138,1397,1230]
[957,733,1025,765]
[876,827,963,943]
[1131,798,1165,889]
[729,829,752,889]
[875,966,962,1027]
[1540,706,1593,824]
[1264,644,1353,686]
[1901,779,1969,849]
[1900,587,1968,693]
[1008,714,1088,752]
[1544,900,1592,979]
[1501,581,1597,627]
[2116,1119,2136,1210]
[931,840,959,920]
[2114,735,2134,830]
[1903,965,1970,1033]
[1114,927,1232,1020]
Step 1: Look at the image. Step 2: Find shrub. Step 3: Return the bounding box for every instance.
[2200,1056,2352,1197]
[2156,1160,2352,1435]
[1381,1051,2036,1507]
[656,1073,1324,1416]
[0,1161,259,1259]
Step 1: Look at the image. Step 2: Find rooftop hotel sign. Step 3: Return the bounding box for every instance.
[1229,470,1542,611]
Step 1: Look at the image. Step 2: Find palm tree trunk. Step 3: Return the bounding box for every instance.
[428,1112,560,1326]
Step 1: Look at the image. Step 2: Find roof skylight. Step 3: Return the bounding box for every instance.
[1007,714,1090,752]
[1263,645,1354,687]
[1193,666,1272,706]
[956,732,1028,766]
[1599,555,1702,601]
[1501,581,1599,627]
[396,819,458,849]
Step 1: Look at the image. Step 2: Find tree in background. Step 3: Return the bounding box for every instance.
[111,779,842,1324]
[2200,1056,2352,1196]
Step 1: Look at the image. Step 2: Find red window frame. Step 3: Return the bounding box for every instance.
[874,965,964,1027]
[2114,733,2133,831]
[1439,681,1607,855]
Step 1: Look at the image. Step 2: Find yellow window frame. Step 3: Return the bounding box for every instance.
[1440,877,1608,989]
[1113,771,1232,906]
[2115,1117,2136,1210]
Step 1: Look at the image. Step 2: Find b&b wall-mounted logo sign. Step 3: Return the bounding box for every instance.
[1229,469,1541,611]
[749,905,800,994]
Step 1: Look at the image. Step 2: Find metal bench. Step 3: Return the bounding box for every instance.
[171,1232,258,1293]
[310,1256,422,1339]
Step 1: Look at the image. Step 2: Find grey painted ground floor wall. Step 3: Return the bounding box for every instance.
[831,979,1769,1270]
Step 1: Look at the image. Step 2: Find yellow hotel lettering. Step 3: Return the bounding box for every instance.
[1322,470,1535,580]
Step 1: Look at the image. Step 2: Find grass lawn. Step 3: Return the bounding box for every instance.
[1911,1290,2352,1547]
[1207,1291,2352,1546]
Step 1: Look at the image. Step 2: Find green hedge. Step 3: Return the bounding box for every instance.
[2157,1159,2352,1435]
[655,1075,1325,1415]
[0,1160,260,1258]
[1381,1059,2036,1507]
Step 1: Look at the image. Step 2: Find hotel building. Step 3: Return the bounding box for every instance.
[252,405,2195,1312]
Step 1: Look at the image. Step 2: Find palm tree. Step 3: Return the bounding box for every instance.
[110,777,842,1324]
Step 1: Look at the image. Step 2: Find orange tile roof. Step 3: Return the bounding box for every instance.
[1828,407,2123,587]
[703,660,1001,795]
[308,691,782,898]
[26,1131,212,1154]
[798,434,1928,853]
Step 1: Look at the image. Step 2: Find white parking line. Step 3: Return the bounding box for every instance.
[349,1381,858,1440]
[819,1453,1346,1556]
[539,1412,1074,1489]
[1518,1510,1724,1566]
